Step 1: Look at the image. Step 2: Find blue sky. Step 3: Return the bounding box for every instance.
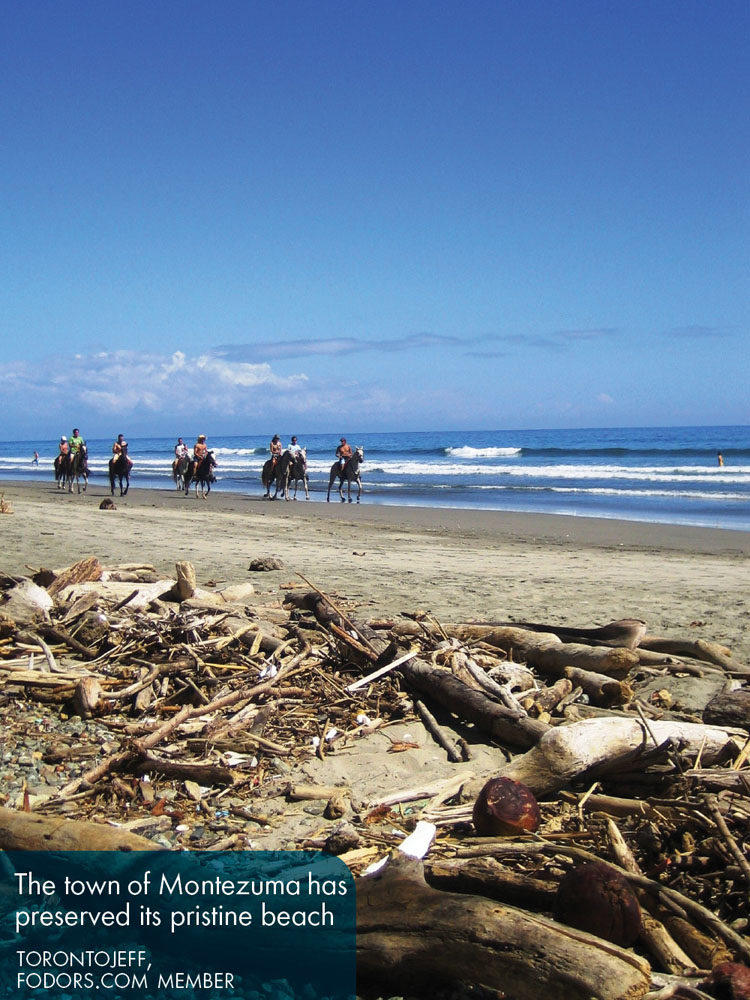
[2,0,748,439]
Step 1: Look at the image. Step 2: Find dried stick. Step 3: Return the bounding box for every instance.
[702,793,750,884]
[414,699,462,762]
[606,819,696,975]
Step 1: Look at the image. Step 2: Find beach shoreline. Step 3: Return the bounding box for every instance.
[2,479,748,665]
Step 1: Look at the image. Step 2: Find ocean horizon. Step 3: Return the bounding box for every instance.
[2,425,749,532]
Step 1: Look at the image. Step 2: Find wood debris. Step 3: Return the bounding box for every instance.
[0,556,748,998]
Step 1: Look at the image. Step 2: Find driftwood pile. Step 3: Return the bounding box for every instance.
[1,555,749,1000]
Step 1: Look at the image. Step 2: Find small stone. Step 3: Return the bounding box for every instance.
[248,557,284,572]
[324,792,348,820]
[324,822,361,855]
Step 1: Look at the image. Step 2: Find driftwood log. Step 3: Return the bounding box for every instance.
[356,854,651,1000]
[0,806,164,852]
[496,717,739,796]
[447,625,640,678]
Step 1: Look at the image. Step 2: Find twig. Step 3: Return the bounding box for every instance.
[346,649,418,692]
[702,793,750,884]
[414,699,462,762]
[296,572,381,657]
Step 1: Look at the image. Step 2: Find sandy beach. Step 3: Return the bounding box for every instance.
[2,479,749,663]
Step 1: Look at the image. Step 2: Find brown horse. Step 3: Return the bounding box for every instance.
[262,450,293,499]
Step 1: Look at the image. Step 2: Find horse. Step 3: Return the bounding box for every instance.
[262,450,293,500]
[54,452,70,490]
[109,452,131,496]
[282,448,309,501]
[184,451,217,499]
[327,446,364,503]
[173,454,190,490]
[65,445,89,494]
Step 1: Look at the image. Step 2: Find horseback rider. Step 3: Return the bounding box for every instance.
[173,437,189,476]
[191,434,208,478]
[69,428,85,459]
[58,435,70,459]
[269,435,283,466]
[336,437,352,469]
[112,434,133,471]
[288,436,302,456]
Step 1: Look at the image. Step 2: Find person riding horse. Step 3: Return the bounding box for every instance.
[69,428,85,459]
[269,435,283,466]
[112,434,133,470]
[188,435,208,484]
[63,428,88,493]
[336,437,352,469]
[55,435,70,486]
[110,434,132,495]
[173,438,189,481]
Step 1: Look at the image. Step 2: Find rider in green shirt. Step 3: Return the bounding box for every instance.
[69,429,85,456]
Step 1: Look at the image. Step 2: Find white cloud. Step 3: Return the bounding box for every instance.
[0,348,310,420]
[597,392,614,404]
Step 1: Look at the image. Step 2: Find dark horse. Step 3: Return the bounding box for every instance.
[327,446,364,503]
[184,451,217,499]
[54,452,70,490]
[262,450,293,500]
[173,454,190,490]
[109,452,131,496]
[282,448,309,501]
[65,445,89,494]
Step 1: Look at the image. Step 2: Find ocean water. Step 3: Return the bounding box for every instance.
[2,426,749,531]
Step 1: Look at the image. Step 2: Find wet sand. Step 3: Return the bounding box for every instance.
[2,479,749,662]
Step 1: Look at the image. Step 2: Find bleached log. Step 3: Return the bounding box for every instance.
[1,579,54,625]
[473,618,648,650]
[448,625,640,678]
[356,854,651,1000]
[563,666,633,706]
[639,635,749,675]
[497,717,740,797]
[0,806,163,852]
[174,560,197,601]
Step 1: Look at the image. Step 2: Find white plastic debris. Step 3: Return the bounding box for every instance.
[361,820,438,878]
[398,821,437,860]
[355,713,372,726]
[324,727,338,742]
[258,661,278,680]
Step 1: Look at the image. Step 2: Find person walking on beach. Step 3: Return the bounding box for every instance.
[32,451,39,466]
[717,452,724,467]
[336,437,352,469]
